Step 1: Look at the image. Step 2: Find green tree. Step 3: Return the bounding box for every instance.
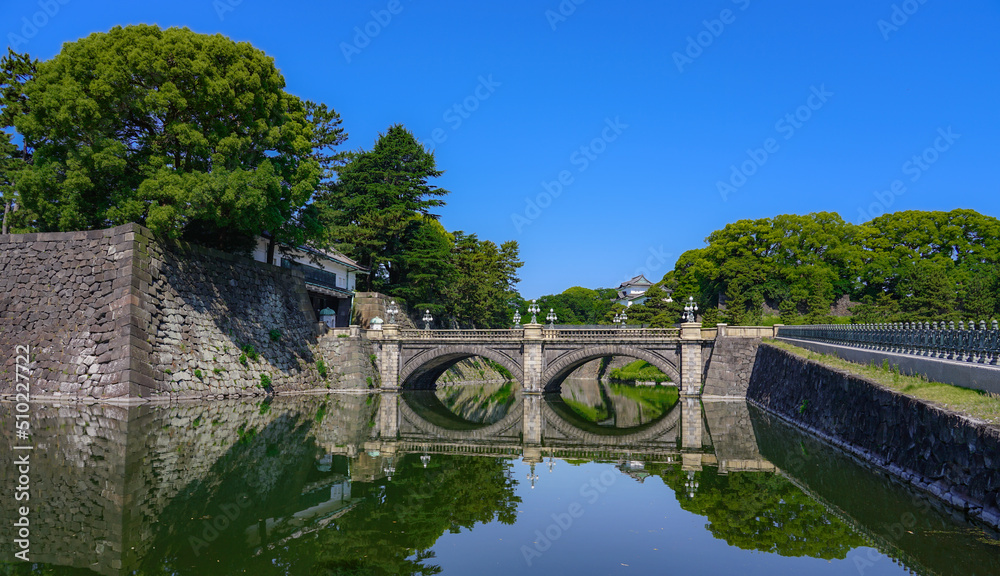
[895,259,957,321]
[265,100,347,263]
[5,25,334,252]
[320,124,448,291]
[0,132,21,234]
[394,218,456,317]
[961,268,999,321]
[0,49,36,234]
[446,233,522,328]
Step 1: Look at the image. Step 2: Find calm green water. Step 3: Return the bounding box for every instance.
[1,381,998,575]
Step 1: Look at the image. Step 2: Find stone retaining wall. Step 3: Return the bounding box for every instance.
[702,337,762,397]
[0,227,136,398]
[747,343,1000,529]
[1,224,372,400]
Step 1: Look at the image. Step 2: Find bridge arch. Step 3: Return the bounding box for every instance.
[397,393,524,441]
[541,399,681,447]
[398,345,523,390]
[541,344,680,392]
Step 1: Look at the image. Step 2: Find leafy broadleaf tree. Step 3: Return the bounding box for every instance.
[5,25,337,252]
[320,124,448,291]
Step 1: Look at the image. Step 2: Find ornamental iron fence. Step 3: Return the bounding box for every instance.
[777,321,1000,365]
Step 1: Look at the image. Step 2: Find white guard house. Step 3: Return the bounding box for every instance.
[615,274,653,307]
[252,237,368,327]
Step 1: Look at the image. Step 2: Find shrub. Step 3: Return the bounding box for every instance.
[269,329,282,342]
[194,369,203,379]
[317,359,328,378]
[260,373,272,388]
[241,344,259,361]
[239,353,248,367]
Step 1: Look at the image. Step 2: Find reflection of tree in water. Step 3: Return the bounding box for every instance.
[134,415,519,575]
[311,455,520,575]
[141,411,324,575]
[648,464,865,560]
[433,381,516,424]
[560,381,678,427]
[0,563,96,575]
[606,383,678,423]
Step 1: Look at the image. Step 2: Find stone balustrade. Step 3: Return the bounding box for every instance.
[384,327,683,341]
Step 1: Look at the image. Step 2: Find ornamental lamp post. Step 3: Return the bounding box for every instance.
[513,310,521,328]
[685,470,699,498]
[683,296,698,323]
[422,310,433,331]
[528,300,540,324]
[614,310,628,328]
[386,300,399,325]
[613,312,621,326]
[546,308,558,328]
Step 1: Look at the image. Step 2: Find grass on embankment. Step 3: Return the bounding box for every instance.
[764,339,1000,426]
[608,360,671,383]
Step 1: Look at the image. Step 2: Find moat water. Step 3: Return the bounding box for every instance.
[1,379,998,575]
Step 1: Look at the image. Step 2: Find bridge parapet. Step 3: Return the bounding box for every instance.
[397,329,524,340]
[371,323,711,393]
[382,327,686,342]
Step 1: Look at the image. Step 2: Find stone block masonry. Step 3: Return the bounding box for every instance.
[0,227,137,397]
[0,396,377,574]
[747,343,1000,530]
[702,337,762,397]
[0,223,372,400]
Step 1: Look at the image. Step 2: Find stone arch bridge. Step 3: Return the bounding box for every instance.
[369,323,726,395]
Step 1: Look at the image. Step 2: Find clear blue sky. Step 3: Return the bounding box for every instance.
[6,0,1000,297]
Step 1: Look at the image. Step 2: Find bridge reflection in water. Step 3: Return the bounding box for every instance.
[1,383,997,576]
[374,384,773,479]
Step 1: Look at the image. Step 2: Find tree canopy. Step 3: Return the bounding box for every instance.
[2,25,343,252]
[626,209,1000,326]
[318,124,447,290]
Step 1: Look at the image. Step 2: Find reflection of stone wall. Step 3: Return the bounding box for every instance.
[0,396,376,575]
[751,406,1000,576]
[747,344,1000,529]
[703,337,761,397]
[0,402,130,574]
[702,400,773,473]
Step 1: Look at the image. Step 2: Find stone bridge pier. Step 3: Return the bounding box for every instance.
[368,322,715,395]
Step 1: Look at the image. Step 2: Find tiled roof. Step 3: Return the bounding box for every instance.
[616,274,653,289]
